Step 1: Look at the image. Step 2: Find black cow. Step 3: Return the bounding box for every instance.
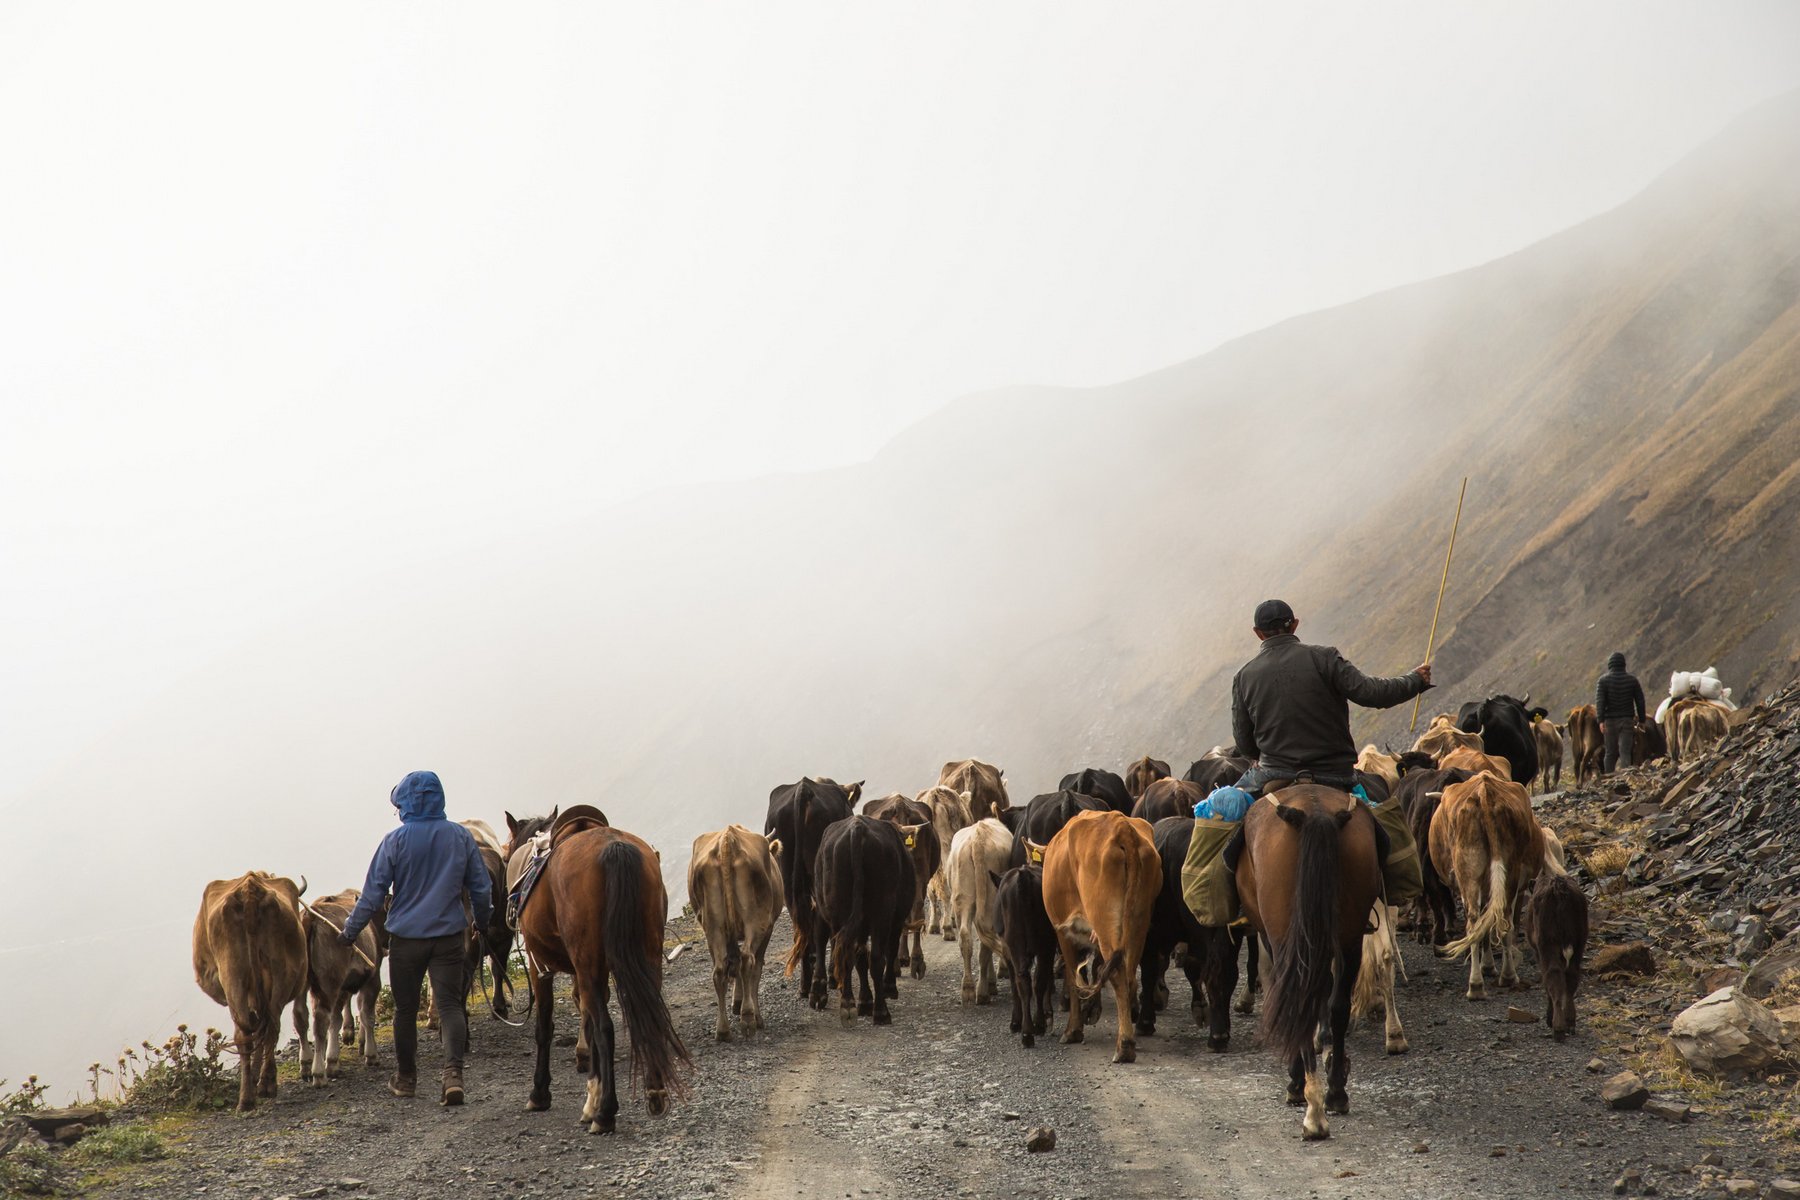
[1181,753,1252,792]
[814,815,914,1025]
[1009,789,1109,868]
[1456,694,1539,784]
[1525,872,1589,1040]
[1131,778,1201,824]
[997,806,1027,836]
[991,864,1058,1047]
[1057,767,1132,814]
[764,776,861,1009]
[1139,816,1257,1050]
[1394,766,1472,946]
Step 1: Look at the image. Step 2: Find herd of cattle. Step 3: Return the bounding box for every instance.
[188,689,1738,1134]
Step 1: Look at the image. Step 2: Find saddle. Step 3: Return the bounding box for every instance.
[506,806,612,930]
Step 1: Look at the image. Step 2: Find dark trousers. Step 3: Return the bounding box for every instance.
[1602,718,1635,774]
[388,932,468,1078]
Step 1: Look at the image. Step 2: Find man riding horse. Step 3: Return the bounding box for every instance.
[1191,599,1432,907]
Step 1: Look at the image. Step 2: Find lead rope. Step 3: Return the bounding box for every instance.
[476,943,537,1028]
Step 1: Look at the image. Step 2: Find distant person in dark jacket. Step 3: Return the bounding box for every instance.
[1595,652,1647,775]
[341,770,492,1106]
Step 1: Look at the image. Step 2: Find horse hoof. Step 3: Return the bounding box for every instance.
[1326,1093,1349,1116]
[1208,1036,1229,1053]
[840,1007,855,1026]
[1285,1088,1306,1107]
[857,1001,874,1016]
[872,1010,892,1026]
[647,1091,668,1117]
[1135,1022,1156,1038]
[976,994,992,1007]
[526,1095,550,1113]
[1021,1034,1035,1048]
[576,1054,591,1073]
[589,1119,615,1136]
[911,963,925,980]
[1113,1044,1136,1065]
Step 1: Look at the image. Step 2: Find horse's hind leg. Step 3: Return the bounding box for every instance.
[526,970,554,1112]
[1325,940,1358,1118]
[584,974,619,1135]
[1236,932,1261,1014]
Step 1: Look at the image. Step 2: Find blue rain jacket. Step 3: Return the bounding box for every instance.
[342,771,492,941]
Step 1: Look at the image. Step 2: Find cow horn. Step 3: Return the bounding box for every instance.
[1520,691,1531,706]
[297,874,308,898]
[1425,792,1443,800]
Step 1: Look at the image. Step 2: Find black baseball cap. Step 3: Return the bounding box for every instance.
[1253,599,1296,631]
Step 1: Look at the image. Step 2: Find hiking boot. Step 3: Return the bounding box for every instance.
[441,1066,465,1107]
[388,1073,416,1099]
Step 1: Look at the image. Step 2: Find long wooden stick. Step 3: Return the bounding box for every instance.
[299,899,380,971]
[1410,477,1468,733]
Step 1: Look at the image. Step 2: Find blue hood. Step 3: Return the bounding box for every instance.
[391,771,447,823]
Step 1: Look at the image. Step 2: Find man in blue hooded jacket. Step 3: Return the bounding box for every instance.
[341,770,492,1105]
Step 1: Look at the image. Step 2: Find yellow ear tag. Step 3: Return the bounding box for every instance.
[904,832,917,849]
[1026,843,1045,866]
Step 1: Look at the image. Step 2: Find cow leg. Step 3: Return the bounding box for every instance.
[1181,946,1206,1022]
[873,930,895,1026]
[326,998,346,1079]
[359,984,380,1065]
[842,941,862,1023]
[1033,950,1054,1036]
[909,922,926,980]
[958,921,977,1005]
[811,920,832,1011]
[1499,923,1523,989]
[711,943,733,1042]
[232,1023,256,1112]
[296,991,316,1082]
[1113,957,1138,1064]
[1134,948,1160,1037]
[309,993,330,1085]
[526,970,554,1112]
[978,940,996,1005]
[1055,935,1084,1045]
[741,943,764,1033]
[1008,952,1029,1042]
[1205,930,1237,1051]
[258,1019,280,1099]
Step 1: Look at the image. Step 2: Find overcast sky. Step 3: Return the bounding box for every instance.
[5,1,1800,782]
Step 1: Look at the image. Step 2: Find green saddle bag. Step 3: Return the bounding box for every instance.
[1180,816,1241,928]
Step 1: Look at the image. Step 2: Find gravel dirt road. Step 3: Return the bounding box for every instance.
[88,912,1794,1199]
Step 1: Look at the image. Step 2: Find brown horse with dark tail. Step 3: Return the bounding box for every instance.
[517,819,689,1133]
[1236,785,1380,1140]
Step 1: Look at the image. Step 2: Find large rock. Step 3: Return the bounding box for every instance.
[1593,943,1657,976]
[1668,986,1790,1077]
[1743,937,1800,998]
[1601,1071,1650,1110]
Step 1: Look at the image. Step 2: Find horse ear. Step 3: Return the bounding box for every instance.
[548,806,560,823]
[505,812,519,835]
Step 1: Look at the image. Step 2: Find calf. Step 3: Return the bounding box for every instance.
[300,888,385,1084]
[814,815,914,1024]
[1525,868,1588,1040]
[946,818,1013,1006]
[992,864,1058,1046]
[917,785,974,939]
[1132,777,1201,824]
[1396,766,1472,946]
[1041,810,1161,1063]
[863,793,941,977]
[688,825,786,1041]
[1566,705,1602,786]
[1125,755,1172,800]
[1529,713,1564,791]
[1430,772,1544,1000]
[192,871,310,1111]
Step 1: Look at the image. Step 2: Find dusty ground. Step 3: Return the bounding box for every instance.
[82,899,1800,1200]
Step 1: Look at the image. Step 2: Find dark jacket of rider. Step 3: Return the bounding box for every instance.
[1231,634,1430,778]
[342,770,493,943]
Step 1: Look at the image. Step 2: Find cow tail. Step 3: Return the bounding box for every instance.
[830,832,867,993]
[1260,807,1346,1063]
[1444,798,1511,960]
[782,789,812,977]
[719,836,744,979]
[600,840,691,1096]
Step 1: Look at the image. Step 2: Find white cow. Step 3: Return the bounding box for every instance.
[945,818,1013,1005]
[917,786,975,939]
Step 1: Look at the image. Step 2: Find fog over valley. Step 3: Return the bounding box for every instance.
[5,3,1800,1096]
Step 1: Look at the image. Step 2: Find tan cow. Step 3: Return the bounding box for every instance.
[1412,715,1483,762]
[688,825,785,1041]
[945,818,1013,1006]
[1355,745,1401,793]
[1667,697,1731,764]
[1124,755,1172,800]
[1349,899,1408,1055]
[1531,720,1565,792]
[916,785,974,940]
[1429,773,1544,1001]
[1440,745,1514,779]
[1566,705,1603,786]
[192,871,311,1111]
[938,759,1009,819]
[1041,810,1161,1064]
[300,887,384,1084]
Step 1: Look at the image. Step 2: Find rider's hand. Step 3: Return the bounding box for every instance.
[1415,662,1434,688]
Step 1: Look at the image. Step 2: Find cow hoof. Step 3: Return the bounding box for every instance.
[1208,1035,1229,1053]
[911,962,925,980]
[1465,988,1486,1002]
[1285,1085,1306,1107]
[840,1007,855,1025]
[1552,1028,1568,1042]
[976,993,992,1007]
[589,1118,615,1136]
[1302,1123,1330,1142]
[1113,1043,1136,1064]
[1135,1022,1156,1038]
[857,1001,874,1016]
[873,1010,892,1026]
[716,1028,731,1043]
[1326,1092,1349,1116]
[526,1094,550,1112]
[1234,996,1254,1015]
[1386,1036,1409,1055]
[1059,1029,1083,1045]
[1021,1034,1035,1048]
[960,988,975,1006]
[941,931,956,942]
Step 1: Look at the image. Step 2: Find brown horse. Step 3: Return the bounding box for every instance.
[517,818,688,1134]
[1236,786,1380,1140]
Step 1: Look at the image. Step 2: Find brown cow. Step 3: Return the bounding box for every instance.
[1412,715,1482,762]
[1566,705,1602,786]
[1525,866,1588,1040]
[1132,777,1201,823]
[688,825,785,1041]
[300,887,384,1085]
[938,759,1009,819]
[193,871,311,1111]
[1125,755,1172,800]
[1439,745,1514,779]
[1355,745,1402,793]
[1667,697,1731,764]
[863,793,941,978]
[1429,773,1544,1000]
[1531,719,1564,792]
[1041,810,1161,1064]
[915,785,973,939]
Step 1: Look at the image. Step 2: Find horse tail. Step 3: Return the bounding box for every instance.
[1260,806,1347,1062]
[830,829,867,992]
[782,788,813,977]
[600,840,691,1096]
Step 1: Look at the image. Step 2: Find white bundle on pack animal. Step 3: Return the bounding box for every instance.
[1659,667,1735,722]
